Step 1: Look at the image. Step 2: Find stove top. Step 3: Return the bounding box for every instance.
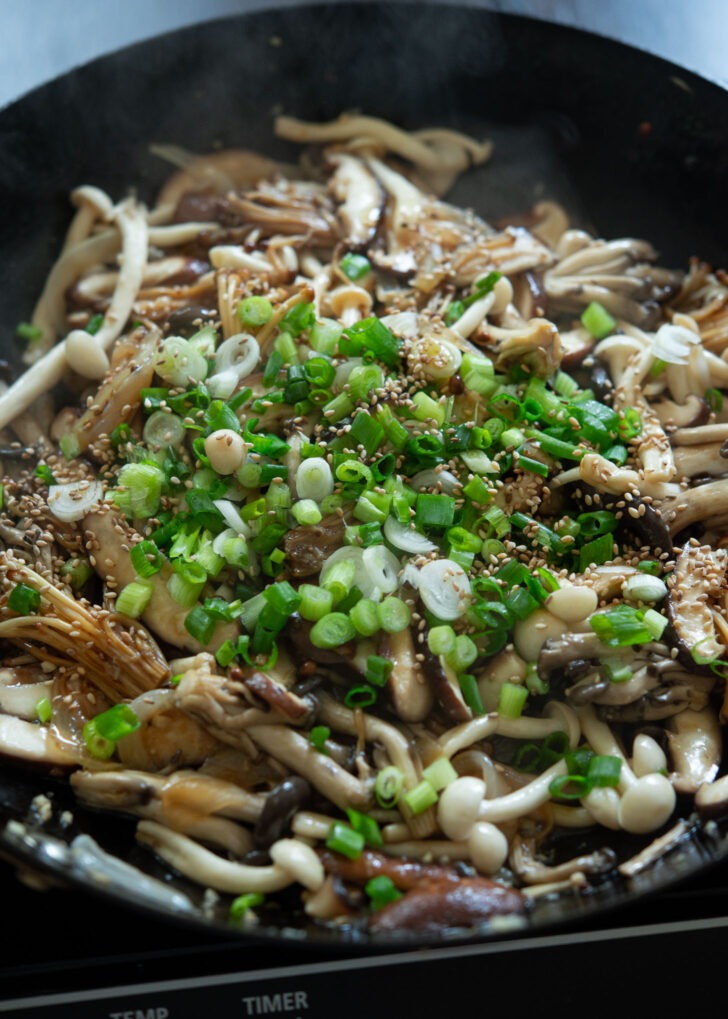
[2,853,726,1018]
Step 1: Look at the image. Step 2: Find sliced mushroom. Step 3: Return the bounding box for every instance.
[368,876,526,933]
[326,153,384,247]
[378,627,434,723]
[667,541,727,669]
[510,835,616,885]
[666,705,721,793]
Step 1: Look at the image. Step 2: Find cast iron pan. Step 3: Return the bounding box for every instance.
[0,2,727,950]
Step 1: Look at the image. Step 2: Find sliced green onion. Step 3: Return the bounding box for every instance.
[309,612,356,649]
[129,540,164,577]
[549,773,591,800]
[377,596,411,634]
[375,766,404,808]
[35,697,52,724]
[7,583,41,615]
[365,875,402,910]
[366,654,393,687]
[422,757,458,791]
[93,703,141,742]
[82,719,116,760]
[350,598,380,637]
[458,673,485,716]
[586,754,622,788]
[229,892,265,922]
[581,301,617,340]
[115,579,154,618]
[345,808,383,848]
[344,683,378,709]
[238,296,273,327]
[326,821,365,859]
[403,779,438,815]
[590,605,653,647]
[340,252,371,280]
[298,584,334,622]
[309,725,330,754]
[497,682,528,719]
[427,624,456,657]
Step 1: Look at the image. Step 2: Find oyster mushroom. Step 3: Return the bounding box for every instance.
[378,627,434,723]
[667,541,728,669]
[326,153,384,247]
[666,705,721,794]
[544,234,682,326]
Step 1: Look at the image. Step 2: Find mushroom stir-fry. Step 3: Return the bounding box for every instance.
[1,113,728,935]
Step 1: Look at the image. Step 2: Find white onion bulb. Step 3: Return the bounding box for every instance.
[383,516,438,554]
[47,480,104,522]
[418,558,473,621]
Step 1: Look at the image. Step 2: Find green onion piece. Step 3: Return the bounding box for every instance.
[93,703,141,742]
[549,774,592,800]
[7,582,41,615]
[445,634,478,673]
[619,406,643,440]
[339,316,402,367]
[34,463,56,486]
[458,673,485,716]
[310,612,357,649]
[35,697,52,724]
[350,598,380,637]
[428,624,456,657]
[114,462,165,518]
[321,560,357,604]
[443,299,465,326]
[116,579,154,618]
[642,608,668,639]
[308,725,330,754]
[348,364,384,404]
[167,560,207,608]
[581,301,617,339]
[590,605,653,647]
[375,766,404,808]
[586,754,622,788]
[238,296,273,327]
[281,301,315,337]
[705,387,723,413]
[340,252,371,280]
[365,875,402,910]
[403,779,438,815]
[377,596,411,634]
[579,533,615,572]
[229,892,265,922]
[603,659,633,683]
[415,493,455,530]
[215,639,239,668]
[16,321,43,343]
[411,391,445,426]
[129,540,163,577]
[82,719,116,760]
[345,808,384,848]
[344,683,378,709]
[299,584,334,622]
[309,318,343,355]
[326,821,365,859]
[366,654,393,687]
[184,604,217,645]
[497,682,528,719]
[637,560,661,575]
[460,353,497,395]
[422,757,458,791]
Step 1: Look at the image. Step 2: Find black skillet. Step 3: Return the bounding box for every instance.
[0,2,728,950]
